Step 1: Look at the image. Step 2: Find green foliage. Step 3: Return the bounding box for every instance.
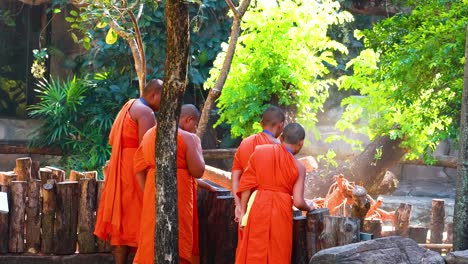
[207,0,353,138]
[337,0,467,159]
[28,75,125,174]
[67,0,230,86]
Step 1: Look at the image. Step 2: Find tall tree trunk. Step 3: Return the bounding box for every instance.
[155,0,189,263]
[196,0,251,139]
[453,25,468,251]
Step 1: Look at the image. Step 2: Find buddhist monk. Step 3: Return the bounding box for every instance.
[235,123,315,264]
[231,106,285,252]
[94,79,163,264]
[133,108,205,264]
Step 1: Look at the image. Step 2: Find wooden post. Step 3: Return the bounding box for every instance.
[46,166,65,183]
[39,168,52,186]
[394,203,412,237]
[26,179,41,253]
[9,181,27,253]
[15,157,32,181]
[292,215,308,264]
[95,179,111,252]
[41,182,56,254]
[320,216,360,249]
[363,219,382,239]
[78,178,97,253]
[83,171,97,180]
[54,181,79,254]
[0,185,9,253]
[206,193,236,264]
[198,182,231,264]
[306,208,329,257]
[430,199,445,253]
[31,161,40,180]
[0,171,17,186]
[69,170,85,182]
[408,226,428,244]
[445,222,453,244]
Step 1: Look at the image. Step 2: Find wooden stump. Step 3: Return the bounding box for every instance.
[206,194,236,264]
[292,215,308,264]
[409,226,428,244]
[54,181,80,255]
[69,170,85,182]
[78,178,97,253]
[15,157,32,181]
[0,171,17,186]
[95,180,111,253]
[320,216,360,249]
[39,168,52,186]
[83,171,97,180]
[26,179,41,253]
[9,181,27,253]
[45,166,65,183]
[198,183,231,264]
[363,219,382,239]
[445,222,453,244]
[41,182,56,254]
[31,161,40,180]
[306,208,329,257]
[430,199,445,253]
[394,203,412,237]
[0,185,9,253]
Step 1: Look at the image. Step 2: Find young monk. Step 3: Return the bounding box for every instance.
[94,79,163,264]
[231,105,285,222]
[133,107,205,264]
[235,123,315,264]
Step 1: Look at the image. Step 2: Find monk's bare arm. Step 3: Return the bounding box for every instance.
[292,162,314,211]
[136,170,147,191]
[231,170,242,207]
[196,179,219,192]
[185,133,205,178]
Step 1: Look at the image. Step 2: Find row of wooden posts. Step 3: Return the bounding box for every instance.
[0,157,453,263]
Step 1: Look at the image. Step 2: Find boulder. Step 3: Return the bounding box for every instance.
[310,236,444,264]
[445,250,468,264]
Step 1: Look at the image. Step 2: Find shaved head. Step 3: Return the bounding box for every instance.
[282,123,305,144]
[261,106,285,126]
[180,104,200,119]
[143,79,163,96]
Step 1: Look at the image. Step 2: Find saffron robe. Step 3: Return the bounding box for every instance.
[94,99,143,247]
[235,144,299,264]
[133,127,195,264]
[232,132,272,173]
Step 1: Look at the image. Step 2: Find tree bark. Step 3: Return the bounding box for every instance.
[41,182,56,254]
[77,178,96,253]
[394,203,412,237]
[409,226,428,244]
[196,0,251,139]
[155,0,190,262]
[45,166,65,183]
[0,171,17,186]
[15,157,32,181]
[363,219,382,239]
[430,199,445,253]
[343,134,408,194]
[320,216,360,249]
[306,208,329,257]
[54,182,80,255]
[25,179,42,253]
[9,181,27,253]
[96,179,111,253]
[292,216,308,264]
[454,24,468,251]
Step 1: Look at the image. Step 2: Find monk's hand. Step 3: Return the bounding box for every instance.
[234,205,241,223]
[306,199,316,211]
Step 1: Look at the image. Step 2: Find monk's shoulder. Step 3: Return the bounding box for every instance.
[129,100,154,120]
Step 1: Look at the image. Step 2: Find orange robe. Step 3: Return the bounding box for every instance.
[133,127,195,264]
[232,132,272,173]
[235,144,298,264]
[94,99,143,247]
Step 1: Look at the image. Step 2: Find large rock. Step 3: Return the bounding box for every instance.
[310,236,444,264]
[445,250,468,264]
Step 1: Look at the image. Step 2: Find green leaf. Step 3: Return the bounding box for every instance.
[96,21,108,29]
